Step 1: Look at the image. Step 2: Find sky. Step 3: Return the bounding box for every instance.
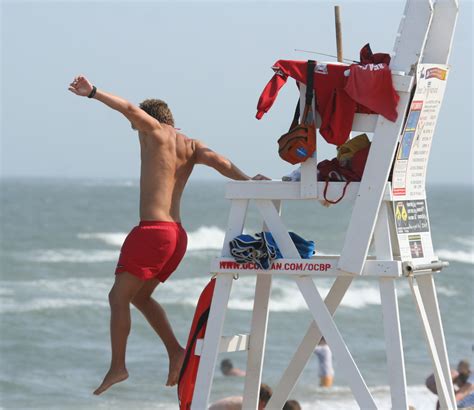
[1,0,473,184]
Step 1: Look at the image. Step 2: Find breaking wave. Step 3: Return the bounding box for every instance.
[25,249,119,263]
[436,249,473,265]
[0,276,402,314]
[78,225,226,251]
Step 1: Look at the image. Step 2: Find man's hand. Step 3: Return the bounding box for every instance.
[68,75,94,97]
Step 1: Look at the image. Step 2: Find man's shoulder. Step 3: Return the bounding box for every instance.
[176,130,192,141]
[176,132,197,149]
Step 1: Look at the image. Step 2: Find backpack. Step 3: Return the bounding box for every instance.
[277,60,316,164]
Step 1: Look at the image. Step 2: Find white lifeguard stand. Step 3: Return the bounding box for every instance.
[192,0,459,408]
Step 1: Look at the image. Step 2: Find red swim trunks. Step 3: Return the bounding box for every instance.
[115,221,188,282]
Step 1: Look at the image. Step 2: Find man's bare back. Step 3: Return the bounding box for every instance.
[138,125,195,221]
[138,124,259,221]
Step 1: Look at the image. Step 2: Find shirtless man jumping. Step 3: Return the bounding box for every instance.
[68,75,266,395]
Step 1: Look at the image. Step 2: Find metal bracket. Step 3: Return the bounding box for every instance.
[402,260,449,276]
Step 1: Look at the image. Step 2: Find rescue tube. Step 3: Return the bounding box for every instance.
[178,278,216,410]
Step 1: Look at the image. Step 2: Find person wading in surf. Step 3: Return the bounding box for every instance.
[69,75,267,395]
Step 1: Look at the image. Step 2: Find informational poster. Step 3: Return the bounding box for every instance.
[391,64,449,262]
[393,199,434,260]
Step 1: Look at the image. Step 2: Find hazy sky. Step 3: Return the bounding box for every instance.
[1,0,473,184]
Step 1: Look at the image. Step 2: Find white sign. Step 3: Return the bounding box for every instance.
[392,64,449,262]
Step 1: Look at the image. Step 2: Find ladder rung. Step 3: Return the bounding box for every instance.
[194,334,250,356]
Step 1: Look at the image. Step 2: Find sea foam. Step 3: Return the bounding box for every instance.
[19,226,225,265]
[436,249,473,265]
[163,277,393,311]
[0,276,392,314]
[76,230,474,265]
[0,298,108,313]
[78,225,225,251]
[186,226,225,251]
[0,278,109,313]
[26,249,119,263]
[436,235,474,265]
[299,384,436,410]
[78,232,126,247]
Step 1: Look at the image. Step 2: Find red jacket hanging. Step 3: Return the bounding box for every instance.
[256,51,399,146]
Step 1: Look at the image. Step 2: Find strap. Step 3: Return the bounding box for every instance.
[323,180,351,204]
[289,60,316,130]
[302,60,316,123]
[88,85,97,99]
[178,307,210,384]
[305,60,315,106]
[289,100,300,131]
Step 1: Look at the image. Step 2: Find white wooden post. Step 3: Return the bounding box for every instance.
[390,0,433,74]
[299,84,318,199]
[242,201,281,409]
[338,0,437,276]
[406,3,459,406]
[192,199,249,409]
[416,274,457,409]
[241,274,272,410]
[421,0,458,65]
[337,89,412,275]
[374,202,408,409]
[409,277,454,410]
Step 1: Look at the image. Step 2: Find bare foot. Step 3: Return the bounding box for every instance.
[93,368,129,395]
[166,347,185,386]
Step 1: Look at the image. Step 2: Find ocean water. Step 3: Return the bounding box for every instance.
[0,178,473,410]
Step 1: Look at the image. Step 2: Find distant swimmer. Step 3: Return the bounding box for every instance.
[220,359,246,377]
[68,75,268,395]
[455,360,474,408]
[314,337,334,387]
[425,359,474,409]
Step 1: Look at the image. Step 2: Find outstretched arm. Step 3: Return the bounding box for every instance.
[194,140,267,181]
[68,75,160,133]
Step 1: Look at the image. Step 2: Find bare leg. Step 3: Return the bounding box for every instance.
[132,279,185,386]
[94,272,144,395]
